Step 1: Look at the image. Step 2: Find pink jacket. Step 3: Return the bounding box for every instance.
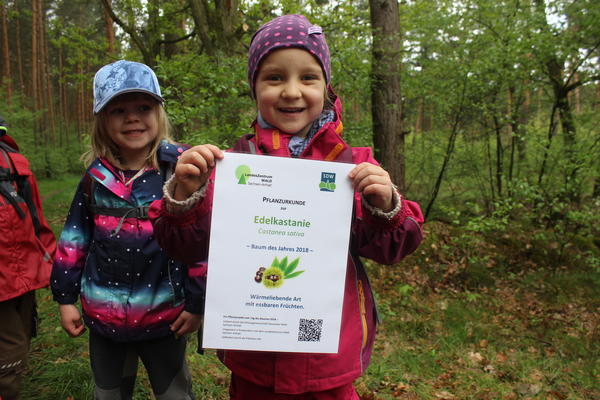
[150,98,423,393]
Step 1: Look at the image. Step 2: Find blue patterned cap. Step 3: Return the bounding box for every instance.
[93,60,163,114]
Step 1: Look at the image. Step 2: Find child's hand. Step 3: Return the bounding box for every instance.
[59,304,86,337]
[348,162,394,212]
[174,144,224,200]
[170,311,203,336]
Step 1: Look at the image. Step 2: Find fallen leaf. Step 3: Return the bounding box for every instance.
[397,393,419,399]
[434,390,456,399]
[548,390,566,400]
[483,364,496,374]
[530,369,544,381]
[468,351,484,365]
[393,382,410,393]
[496,352,508,363]
[515,383,542,396]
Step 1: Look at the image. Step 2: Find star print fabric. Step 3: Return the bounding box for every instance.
[50,141,202,341]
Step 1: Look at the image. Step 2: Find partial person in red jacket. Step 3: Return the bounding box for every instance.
[0,115,57,400]
[150,14,424,400]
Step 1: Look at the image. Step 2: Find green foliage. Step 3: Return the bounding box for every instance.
[156,53,254,146]
[360,222,599,399]
[0,96,85,177]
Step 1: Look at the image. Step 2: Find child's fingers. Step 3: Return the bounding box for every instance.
[174,321,190,336]
[354,173,392,194]
[348,162,379,179]
[172,312,202,335]
[349,162,395,211]
[63,318,86,337]
[349,163,391,187]
[71,321,86,337]
[176,145,224,177]
[350,164,392,193]
[170,315,184,332]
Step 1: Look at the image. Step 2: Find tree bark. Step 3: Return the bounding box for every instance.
[189,0,240,55]
[41,3,55,141]
[189,0,213,54]
[215,0,240,53]
[76,61,84,141]
[104,0,116,56]
[15,9,24,94]
[58,44,66,133]
[31,0,41,146]
[493,115,503,196]
[1,3,12,104]
[100,0,155,66]
[369,0,405,190]
[533,0,585,201]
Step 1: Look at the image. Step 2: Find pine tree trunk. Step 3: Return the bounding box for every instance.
[31,0,40,147]
[1,3,12,104]
[104,0,115,55]
[369,0,405,190]
[76,61,84,141]
[41,4,55,141]
[58,44,66,139]
[15,11,24,94]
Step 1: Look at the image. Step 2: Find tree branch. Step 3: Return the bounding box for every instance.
[564,74,600,93]
[99,0,152,64]
[157,30,196,45]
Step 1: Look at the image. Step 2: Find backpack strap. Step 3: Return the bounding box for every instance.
[0,143,42,236]
[0,167,26,219]
[84,161,175,236]
[233,134,257,154]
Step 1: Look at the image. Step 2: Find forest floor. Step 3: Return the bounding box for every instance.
[19,175,599,400]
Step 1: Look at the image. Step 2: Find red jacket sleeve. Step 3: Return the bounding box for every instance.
[149,179,215,265]
[350,147,424,264]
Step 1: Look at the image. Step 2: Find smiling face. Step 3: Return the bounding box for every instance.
[104,92,159,169]
[254,48,326,138]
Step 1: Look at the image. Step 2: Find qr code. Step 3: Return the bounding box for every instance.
[298,318,323,342]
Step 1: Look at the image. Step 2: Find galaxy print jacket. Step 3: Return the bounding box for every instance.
[51,141,204,341]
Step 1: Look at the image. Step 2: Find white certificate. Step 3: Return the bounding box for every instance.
[202,152,355,353]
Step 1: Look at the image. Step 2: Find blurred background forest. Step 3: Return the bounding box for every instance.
[1,0,599,221]
[2,0,599,398]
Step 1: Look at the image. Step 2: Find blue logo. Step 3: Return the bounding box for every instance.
[319,172,336,192]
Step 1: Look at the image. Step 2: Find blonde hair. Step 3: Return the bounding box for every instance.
[82,100,173,169]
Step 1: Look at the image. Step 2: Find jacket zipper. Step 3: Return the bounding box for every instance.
[357,279,368,349]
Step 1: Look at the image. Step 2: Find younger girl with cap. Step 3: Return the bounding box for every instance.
[51,60,203,399]
[151,15,424,399]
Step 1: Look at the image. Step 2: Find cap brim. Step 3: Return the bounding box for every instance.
[94,89,164,114]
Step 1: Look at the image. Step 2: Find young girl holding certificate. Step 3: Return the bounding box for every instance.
[150,14,424,400]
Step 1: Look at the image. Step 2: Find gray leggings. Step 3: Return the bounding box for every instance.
[89,330,194,400]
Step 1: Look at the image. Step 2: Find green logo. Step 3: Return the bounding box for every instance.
[235,165,251,184]
[254,256,305,289]
[319,172,336,192]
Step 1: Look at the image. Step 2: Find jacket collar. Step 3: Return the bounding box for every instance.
[87,140,183,201]
[251,96,352,163]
